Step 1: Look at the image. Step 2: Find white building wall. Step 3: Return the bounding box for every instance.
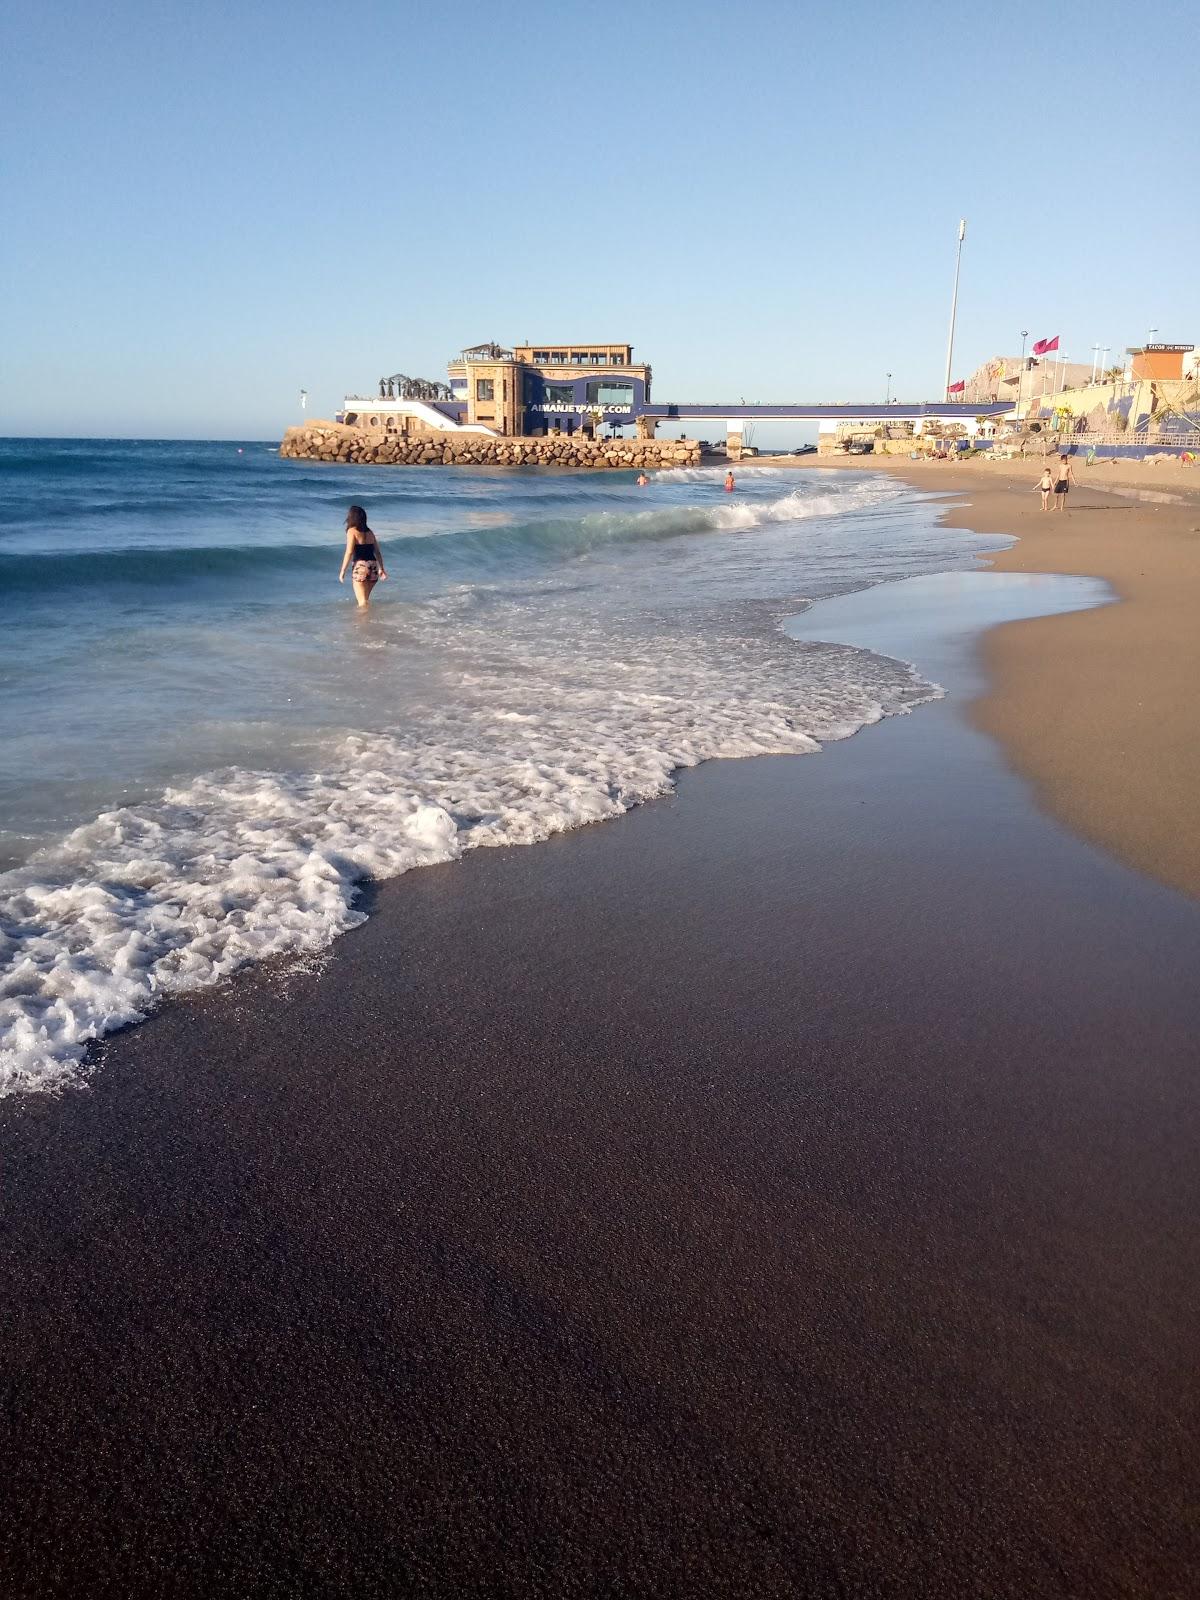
[342,397,495,435]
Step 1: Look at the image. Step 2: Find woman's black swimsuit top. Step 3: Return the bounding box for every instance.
[352,537,378,562]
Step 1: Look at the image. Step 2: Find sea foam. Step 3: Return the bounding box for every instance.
[0,605,936,1095]
[0,461,962,1096]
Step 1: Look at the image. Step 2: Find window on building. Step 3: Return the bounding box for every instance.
[611,353,625,365]
[551,351,567,363]
[533,351,549,363]
[590,353,604,365]
[545,383,573,405]
[586,381,634,406]
[476,379,494,401]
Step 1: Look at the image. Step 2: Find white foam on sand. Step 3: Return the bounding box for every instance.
[0,603,937,1096]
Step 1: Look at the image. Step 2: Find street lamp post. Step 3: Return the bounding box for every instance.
[942,219,967,400]
[1091,344,1101,384]
[1017,329,1028,421]
[885,372,892,404]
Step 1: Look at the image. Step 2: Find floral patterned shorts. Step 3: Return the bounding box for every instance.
[352,559,380,583]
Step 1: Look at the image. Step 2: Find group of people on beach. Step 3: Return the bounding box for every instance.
[636,470,737,491]
[1038,455,1075,512]
[340,469,739,608]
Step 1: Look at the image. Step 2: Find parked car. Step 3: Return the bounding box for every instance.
[846,441,874,455]
[790,444,817,456]
[739,444,760,457]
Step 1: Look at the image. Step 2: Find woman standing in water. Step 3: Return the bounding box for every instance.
[338,504,387,608]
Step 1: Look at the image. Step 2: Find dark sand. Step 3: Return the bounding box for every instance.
[4,580,1200,1598]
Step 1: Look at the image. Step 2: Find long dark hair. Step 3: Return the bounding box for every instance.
[345,504,372,535]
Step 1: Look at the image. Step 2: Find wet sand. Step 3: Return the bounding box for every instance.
[4,569,1200,1597]
[796,451,1200,899]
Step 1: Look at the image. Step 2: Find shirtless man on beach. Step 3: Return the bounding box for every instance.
[725,470,736,493]
[1053,455,1075,512]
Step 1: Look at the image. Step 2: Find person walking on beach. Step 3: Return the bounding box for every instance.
[1053,454,1075,512]
[1037,466,1053,511]
[724,470,736,493]
[338,504,387,608]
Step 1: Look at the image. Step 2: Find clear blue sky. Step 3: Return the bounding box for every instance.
[2,0,1196,439]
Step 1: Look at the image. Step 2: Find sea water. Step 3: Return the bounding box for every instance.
[0,440,1005,1093]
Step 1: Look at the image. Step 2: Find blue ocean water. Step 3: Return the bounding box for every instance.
[0,439,1004,1091]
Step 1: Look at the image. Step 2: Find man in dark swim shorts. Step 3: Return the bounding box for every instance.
[1053,454,1075,511]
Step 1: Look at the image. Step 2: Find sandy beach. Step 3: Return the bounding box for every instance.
[4,462,1200,1596]
[791,450,1200,899]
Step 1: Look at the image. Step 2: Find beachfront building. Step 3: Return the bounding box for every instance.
[1014,342,1200,452]
[341,342,652,440]
[448,342,652,436]
[1129,343,1198,383]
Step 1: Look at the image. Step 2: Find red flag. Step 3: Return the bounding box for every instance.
[1032,335,1060,356]
[947,380,966,393]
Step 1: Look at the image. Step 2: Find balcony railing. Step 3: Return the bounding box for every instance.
[449,348,514,365]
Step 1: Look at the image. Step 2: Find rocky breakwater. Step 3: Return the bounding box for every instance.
[280,422,701,470]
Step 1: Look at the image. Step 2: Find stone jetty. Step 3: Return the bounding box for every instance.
[280,422,701,470]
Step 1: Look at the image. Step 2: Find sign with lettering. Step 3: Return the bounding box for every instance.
[536,401,632,415]
[1138,344,1194,353]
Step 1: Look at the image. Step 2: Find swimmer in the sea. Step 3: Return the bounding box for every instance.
[725,470,736,492]
[338,504,387,609]
[636,472,649,486]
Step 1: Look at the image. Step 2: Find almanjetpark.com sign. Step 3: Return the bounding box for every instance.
[536,402,634,415]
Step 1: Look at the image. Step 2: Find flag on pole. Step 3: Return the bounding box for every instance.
[947,380,966,393]
[299,388,308,410]
[1032,336,1060,356]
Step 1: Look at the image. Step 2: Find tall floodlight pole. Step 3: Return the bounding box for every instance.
[943,219,967,400]
[885,372,892,403]
[1091,344,1101,383]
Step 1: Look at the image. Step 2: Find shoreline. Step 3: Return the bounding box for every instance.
[4,478,1200,1592]
[758,452,1200,901]
[4,565,1199,1594]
